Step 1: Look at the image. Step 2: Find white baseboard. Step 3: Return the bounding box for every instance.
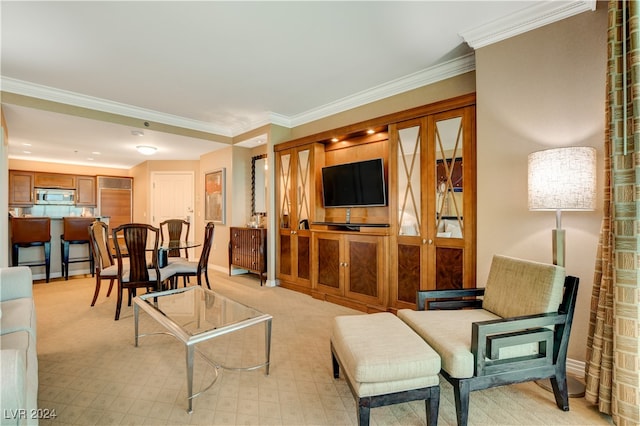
[264,279,278,287]
[567,357,585,378]
[211,264,228,274]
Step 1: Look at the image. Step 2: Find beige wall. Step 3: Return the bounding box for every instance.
[131,159,200,224]
[199,146,235,271]
[476,6,607,362]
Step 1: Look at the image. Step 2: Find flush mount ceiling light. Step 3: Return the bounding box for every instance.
[136,145,157,155]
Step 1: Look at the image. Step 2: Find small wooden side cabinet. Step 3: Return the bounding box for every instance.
[229,227,267,285]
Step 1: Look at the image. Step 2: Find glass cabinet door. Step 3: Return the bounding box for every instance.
[394,118,427,305]
[276,146,313,287]
[295,147,312,282]
[427,107,475,291]
[278,153,292,230]
[434,116,464,239]
[296,148,311,229]
[392,105,476,308]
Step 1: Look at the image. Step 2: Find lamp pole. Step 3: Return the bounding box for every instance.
[553,209,565,267]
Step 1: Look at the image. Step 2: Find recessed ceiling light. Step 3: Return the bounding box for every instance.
[136,145,157,155]
[23,150,31,154]
[367,129,375,135]
[92,151,101,155]
[22,143,32,146]
[131,130,144,137]
[331,137,339,142]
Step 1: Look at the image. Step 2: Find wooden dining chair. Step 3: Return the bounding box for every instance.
[160,219,190,259]
[112,223,176,320]
[88,220,117,306]
[170,222,215,289]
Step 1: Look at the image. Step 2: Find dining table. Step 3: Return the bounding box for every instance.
[109,237,201,267]
[157,240,201,267]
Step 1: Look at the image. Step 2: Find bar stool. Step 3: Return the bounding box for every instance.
[11,217,52,283]
[60,217,95,280]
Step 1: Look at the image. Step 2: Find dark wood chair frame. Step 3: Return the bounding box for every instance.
[160,219,190,259]
[88,220,116,306]
[416,275,579,426]
[112,223,164,320]
[174,222,215,289]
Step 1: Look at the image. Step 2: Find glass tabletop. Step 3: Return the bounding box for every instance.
[136,286,270,340]
[159,240,201,250]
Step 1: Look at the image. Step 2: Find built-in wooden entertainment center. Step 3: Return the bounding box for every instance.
[275,93,476,313]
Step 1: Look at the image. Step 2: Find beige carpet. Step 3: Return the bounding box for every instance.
[32,270,612,426]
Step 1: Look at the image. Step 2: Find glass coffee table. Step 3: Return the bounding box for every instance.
[133,286,272,413]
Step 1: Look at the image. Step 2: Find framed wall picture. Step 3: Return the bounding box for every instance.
[205,168,225,224]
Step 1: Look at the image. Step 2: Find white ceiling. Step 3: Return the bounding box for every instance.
[1,1,596,169]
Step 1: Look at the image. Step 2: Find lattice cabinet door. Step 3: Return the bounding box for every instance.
[390,105,476,310]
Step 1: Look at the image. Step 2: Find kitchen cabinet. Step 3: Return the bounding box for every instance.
[312,230,387,310]
[76,175,96,206]
[228,227,267,285]
[97,176,133,231]
[8,170,34,206]
[275,143,324,294]
[34,172,76,189]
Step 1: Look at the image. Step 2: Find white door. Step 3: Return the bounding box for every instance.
[151,171,195,258]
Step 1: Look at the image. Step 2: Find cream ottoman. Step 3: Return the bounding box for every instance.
[331,312,441,426]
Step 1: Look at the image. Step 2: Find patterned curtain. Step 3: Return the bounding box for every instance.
[585,2,640,425]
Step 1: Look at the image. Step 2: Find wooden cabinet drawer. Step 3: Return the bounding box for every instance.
[229,227,267,284]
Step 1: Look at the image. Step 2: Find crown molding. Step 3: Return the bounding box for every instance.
[460,0,597,49]
[1,76,233,137]
[1,52,474,137]
[288,53,476,128]
[229,111,292,136]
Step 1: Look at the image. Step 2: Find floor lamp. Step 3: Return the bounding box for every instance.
[528,146,596,397]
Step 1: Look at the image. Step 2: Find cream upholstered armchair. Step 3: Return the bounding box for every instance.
[397,255,579,426]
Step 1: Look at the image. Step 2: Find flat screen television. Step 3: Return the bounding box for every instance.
[321,158,387,208]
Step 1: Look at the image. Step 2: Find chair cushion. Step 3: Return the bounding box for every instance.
[482,255,565,318]
[398,308,499,379]
[331,312,440,384]
[168,259,198,274]
[121,266,175,283]
[100,264,118,278]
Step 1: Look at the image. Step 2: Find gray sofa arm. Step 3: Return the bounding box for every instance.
[0,267,33,302]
